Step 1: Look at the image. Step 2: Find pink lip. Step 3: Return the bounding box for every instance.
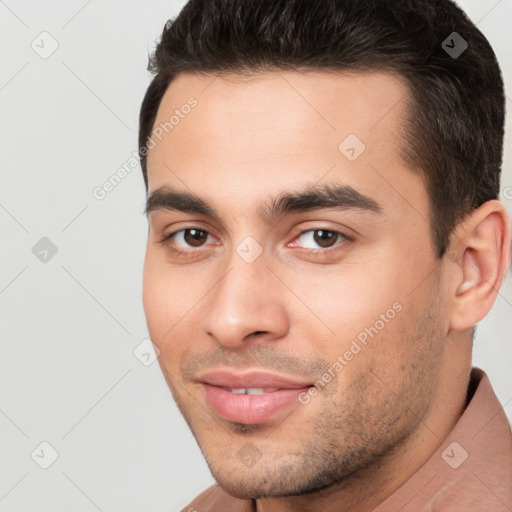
[197,369,313,425]
[196,369,312,389]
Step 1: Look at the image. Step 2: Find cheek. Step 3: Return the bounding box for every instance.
[142,251,167,333]
[143,252,188,346]
[142,251,214,370]
[284,257,424,382]
[292,259,405,340]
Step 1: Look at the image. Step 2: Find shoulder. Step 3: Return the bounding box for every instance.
[181,484,253,512]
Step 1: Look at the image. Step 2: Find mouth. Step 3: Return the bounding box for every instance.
[197,369,313,425]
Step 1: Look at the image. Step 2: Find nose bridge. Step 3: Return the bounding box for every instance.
[201,250,288,347]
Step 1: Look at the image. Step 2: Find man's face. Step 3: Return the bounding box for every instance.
[143,70,451,498]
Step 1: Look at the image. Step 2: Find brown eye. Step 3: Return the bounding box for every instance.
[183,229,208,247]
[313,230,338,248]
[294,229,349,251]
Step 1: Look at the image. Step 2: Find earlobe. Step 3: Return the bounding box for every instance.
[449,200,510,331]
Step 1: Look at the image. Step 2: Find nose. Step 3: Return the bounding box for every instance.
[201,255,289,349]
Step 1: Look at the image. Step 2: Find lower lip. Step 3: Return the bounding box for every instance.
[202,384,311,424]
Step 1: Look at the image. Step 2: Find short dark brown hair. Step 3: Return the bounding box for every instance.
[139,0,505,257]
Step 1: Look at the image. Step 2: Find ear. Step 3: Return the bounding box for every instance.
[448,200,510,331]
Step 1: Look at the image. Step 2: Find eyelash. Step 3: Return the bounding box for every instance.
[156,227,353,257]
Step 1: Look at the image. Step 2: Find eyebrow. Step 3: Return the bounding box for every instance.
[144,183,382,222]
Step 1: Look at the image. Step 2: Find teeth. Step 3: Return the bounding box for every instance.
[228,388,268,395]
[247,388,264,395]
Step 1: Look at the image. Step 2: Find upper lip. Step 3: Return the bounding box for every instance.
[196,369,313,389]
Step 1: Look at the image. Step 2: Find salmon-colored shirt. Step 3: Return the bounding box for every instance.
[183,367,512,511]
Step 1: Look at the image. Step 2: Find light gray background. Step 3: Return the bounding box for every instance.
[1,1,511,510]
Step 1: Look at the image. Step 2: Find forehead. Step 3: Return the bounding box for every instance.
[146,70,426,222]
